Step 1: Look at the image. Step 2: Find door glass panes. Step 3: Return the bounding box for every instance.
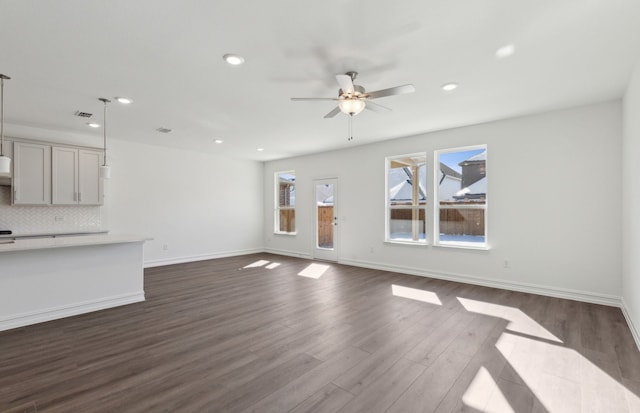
[316,183,334,248]
[437,147,487,247]
[386,154,427,243]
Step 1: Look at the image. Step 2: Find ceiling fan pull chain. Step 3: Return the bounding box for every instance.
[349,114,353,141]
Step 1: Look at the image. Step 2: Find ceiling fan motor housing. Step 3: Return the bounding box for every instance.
[339,84,366,99]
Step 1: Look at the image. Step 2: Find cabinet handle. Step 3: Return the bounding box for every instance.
[14,189,18,201]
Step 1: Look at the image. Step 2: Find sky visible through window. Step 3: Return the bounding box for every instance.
[439,149,484,173]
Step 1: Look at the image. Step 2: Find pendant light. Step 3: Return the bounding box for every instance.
[98,98,111,179]
[0,74,11,175]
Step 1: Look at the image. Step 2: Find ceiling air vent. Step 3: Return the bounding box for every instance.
[74,110,93,118]
[156,127,172,134]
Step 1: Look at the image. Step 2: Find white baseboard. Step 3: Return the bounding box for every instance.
[263,248,313,260]
[621,297,640,351]
[144,248,263,268]
[0,292,145,332]
[338,258,622,307]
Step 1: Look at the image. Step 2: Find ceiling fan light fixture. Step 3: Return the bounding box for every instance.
[338,98,366,115]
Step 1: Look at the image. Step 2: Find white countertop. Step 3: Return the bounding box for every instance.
[0,234,151,253]
[0,230,108,239]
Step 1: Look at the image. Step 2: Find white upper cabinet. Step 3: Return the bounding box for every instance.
[13,142,52,205]
[78,149,103,205]
[52,146,78,205]
[52,147,103,205]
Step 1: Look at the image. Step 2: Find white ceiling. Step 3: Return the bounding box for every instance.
[1,0,639,161]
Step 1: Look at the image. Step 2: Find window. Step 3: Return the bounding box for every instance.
[275,171,296,234]
[386,153,427,243]
[436,146,487,248]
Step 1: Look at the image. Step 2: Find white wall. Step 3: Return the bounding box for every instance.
[264,101,622,304]
[623,61,640,346]
[103,139,264,266]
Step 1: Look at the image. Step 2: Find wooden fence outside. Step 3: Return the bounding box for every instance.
[439,207,485,236]
[285,204,484,240]
[279,209,295,233]
[317,205,334,247]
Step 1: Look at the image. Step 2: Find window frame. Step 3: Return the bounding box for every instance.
[274,170,296,235]
[434,145,488,250]
[385,152,428,245]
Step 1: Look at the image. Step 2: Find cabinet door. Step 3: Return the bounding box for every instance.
[52,146,79,205]
[13,142,51,205]
[78,149,103,205]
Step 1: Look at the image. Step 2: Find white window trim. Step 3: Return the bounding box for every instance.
[434,145,488,249]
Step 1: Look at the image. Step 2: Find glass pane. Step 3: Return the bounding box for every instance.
[276,171,295,233]
[438,148,486,204]
[279,209,295,233]
[439,207,485,244]
[389,207,425,241]
[317,183,334,248]
[387,154,426,242]
[278,172,295,207]
[437,147,487,245]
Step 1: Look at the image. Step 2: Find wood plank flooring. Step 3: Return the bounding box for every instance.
[1,253,639,412]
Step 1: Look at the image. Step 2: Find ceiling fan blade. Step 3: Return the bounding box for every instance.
[364,100,392,113]
[336,74,354,94]
[323,106,341,118]
[291,97,338,101]
[366,84,415,99]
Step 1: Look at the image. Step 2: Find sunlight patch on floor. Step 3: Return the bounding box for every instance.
[243,260,271,268]
[298,263,330,279]
[391,285,442,305]
[463,366,514,413]
[496,331,631,412]
[265,262,281,269]
[457,297,562,342]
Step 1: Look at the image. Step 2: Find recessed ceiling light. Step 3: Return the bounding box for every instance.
[441,83,458,91]
[87,122,100,128]
[214,139,224,144]
[223,54,245,65]
[115,97,133,104]
[257,148,264,152]
[496,44,515,59]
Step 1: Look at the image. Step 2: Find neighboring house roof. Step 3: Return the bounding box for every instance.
[389,180,426,201]
[459,150,486,165]
[455,177,487,197]
[440,163,462,179]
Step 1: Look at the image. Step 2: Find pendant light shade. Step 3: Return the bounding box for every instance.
[99,98,111,179]
[0,74,11,175]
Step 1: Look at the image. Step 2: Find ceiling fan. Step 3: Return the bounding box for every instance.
[291,71,416,140]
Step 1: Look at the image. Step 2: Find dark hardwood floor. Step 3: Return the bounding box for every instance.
[1,253,639,412]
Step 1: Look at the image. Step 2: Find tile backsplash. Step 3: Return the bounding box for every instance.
[0,186,102,233]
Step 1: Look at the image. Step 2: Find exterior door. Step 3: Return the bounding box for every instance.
[314,178,338,261]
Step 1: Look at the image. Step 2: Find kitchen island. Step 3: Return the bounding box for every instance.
[0,234,149,331]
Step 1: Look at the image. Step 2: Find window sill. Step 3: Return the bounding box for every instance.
[274,231,297,236]
[384,240,428,247]
[433,243,490,251]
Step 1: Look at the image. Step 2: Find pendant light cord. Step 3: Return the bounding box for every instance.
[99,98,110,166]
[0,76,5,156]
[103,100,107,166]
